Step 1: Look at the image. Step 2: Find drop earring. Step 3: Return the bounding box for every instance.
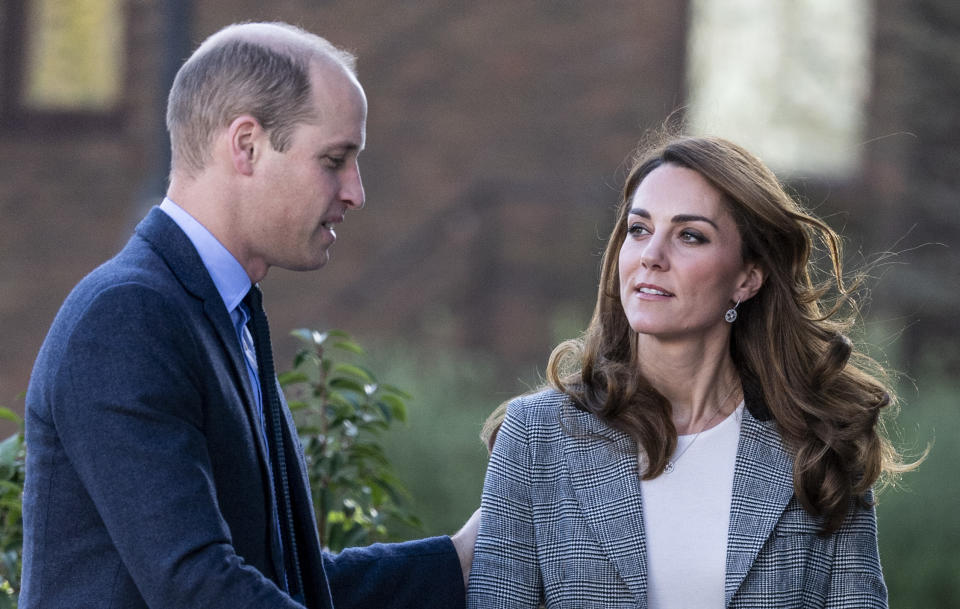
[724,299,741,323]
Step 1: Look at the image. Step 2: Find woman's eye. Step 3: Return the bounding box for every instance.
[680,230,707,244]
[627,223,650,236]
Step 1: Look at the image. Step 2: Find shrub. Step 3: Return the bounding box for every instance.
[0,407,23,609]
[280,329,420,551]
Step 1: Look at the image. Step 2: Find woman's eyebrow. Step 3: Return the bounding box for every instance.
[628,208,719,230]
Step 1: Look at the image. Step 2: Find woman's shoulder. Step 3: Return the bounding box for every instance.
[499,387,569,432]
[505,387,613,435]
[508,386,570,408]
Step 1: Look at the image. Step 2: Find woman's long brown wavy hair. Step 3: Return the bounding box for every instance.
[484,133,915,534]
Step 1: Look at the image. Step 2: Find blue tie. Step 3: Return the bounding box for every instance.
[243,285,305,603]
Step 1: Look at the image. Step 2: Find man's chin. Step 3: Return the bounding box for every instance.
[310,249,332,270]
[280,250,331,273]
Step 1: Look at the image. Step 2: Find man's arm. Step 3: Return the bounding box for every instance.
[324,533,467,609]
[40,284,303,608]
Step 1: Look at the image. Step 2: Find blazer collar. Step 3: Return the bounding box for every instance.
[134,207,261,447]
[562,404,650,608]
[724,404,794,604]
[562,396,795,608]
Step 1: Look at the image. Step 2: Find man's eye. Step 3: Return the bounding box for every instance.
[324,156,346,168]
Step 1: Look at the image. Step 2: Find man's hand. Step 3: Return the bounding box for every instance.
[450,508,481,589]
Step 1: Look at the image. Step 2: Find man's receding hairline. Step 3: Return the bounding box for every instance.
[191,22,355,74]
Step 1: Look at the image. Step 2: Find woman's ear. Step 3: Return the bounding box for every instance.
[736,262,766,303]
[227,114,262,176]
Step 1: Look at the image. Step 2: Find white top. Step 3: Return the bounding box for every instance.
[640,402,744,609]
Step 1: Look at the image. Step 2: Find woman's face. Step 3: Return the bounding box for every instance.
[618,163,761,342]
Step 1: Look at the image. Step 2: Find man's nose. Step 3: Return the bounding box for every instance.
[342,162,365,209]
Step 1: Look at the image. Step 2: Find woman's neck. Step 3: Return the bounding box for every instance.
[637,334,742,434]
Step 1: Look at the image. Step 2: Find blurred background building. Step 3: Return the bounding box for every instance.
[1,1,957,605]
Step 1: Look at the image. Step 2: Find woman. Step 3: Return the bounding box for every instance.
[467,134,912,608]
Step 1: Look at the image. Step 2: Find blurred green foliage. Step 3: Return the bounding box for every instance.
[877,373,958,607]
[0,407,23,609]
[362,341,510,538]
[280,329,420,552]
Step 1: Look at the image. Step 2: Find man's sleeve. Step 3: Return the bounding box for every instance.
[324,536,464,609]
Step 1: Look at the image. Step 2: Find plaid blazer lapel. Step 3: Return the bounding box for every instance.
[562,405,649,608]
[724,406,795,604]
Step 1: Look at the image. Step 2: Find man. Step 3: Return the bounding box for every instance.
[21,22,476,609]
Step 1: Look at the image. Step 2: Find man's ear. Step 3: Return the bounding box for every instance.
[736,262,766,303]
[227,115,263,176]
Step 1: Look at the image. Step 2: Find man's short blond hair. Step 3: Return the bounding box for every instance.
[166,22,356,177]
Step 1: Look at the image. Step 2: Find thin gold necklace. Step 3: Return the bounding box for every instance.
[664,381,741,474]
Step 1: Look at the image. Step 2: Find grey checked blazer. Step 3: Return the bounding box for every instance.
[467,389,887,608]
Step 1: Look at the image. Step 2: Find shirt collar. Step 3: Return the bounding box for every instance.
[159,197,251,314]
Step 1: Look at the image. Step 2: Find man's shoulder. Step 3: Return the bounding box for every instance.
[65,231,182,314]
[37,223,200,366]
[26,227,201,419]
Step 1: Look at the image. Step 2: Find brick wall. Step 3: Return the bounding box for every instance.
[3,0,957,409]
[0,1,688,402]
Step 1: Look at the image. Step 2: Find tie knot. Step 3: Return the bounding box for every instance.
[244,284,264,313]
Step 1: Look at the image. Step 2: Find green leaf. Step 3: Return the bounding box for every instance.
[331,340,365,355]
[328,392,357,411]
[285,400,308,412]
[379,383,413,400]
[0,436,22,481]
[0,410,20,426]
[331,363,375,383]
[328,378,366,395]
[278,371,310,386]
[374,402,393,424]
[377,394,408,423]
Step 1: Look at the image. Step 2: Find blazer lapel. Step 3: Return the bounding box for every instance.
[724,407,794,605]
[134,208,269,472]
[135,208,303,587]
[135,208,260,419]
[563,406,649,608]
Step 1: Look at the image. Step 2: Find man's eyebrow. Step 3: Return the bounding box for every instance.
[326,142,362,153]
[628,208,719,230]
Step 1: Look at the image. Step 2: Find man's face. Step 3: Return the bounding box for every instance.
[244,60,367,275]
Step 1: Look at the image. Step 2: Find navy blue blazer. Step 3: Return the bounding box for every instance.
[21,208,464,609]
